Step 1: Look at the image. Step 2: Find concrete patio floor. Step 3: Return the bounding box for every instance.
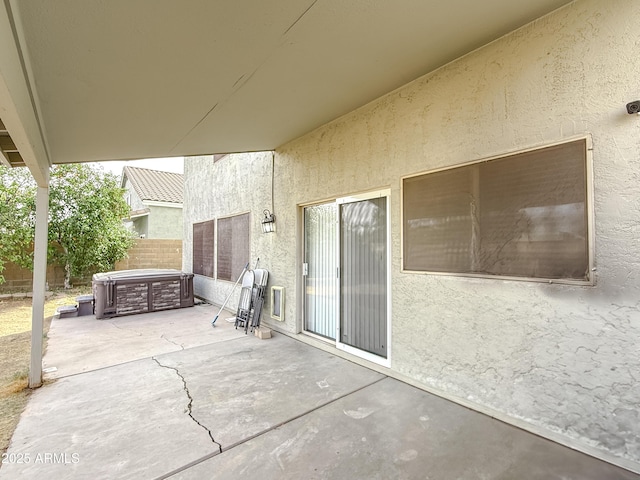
[2,303,639,479]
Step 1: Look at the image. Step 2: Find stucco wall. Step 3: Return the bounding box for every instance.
[124,179,145,211]
[183,0,640,470]
[124,177,183,239]
[131,215,148,238]
[183,152,283,316]
[147,205,183,239]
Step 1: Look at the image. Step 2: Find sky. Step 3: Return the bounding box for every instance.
[95,157,184,178]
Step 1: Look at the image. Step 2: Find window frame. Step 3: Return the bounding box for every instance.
[400,136,594,285]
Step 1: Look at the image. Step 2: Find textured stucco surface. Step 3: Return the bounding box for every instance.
[125,178,184,239]
[147,205,183,239]
[183,152,294,329]
[183,0,640,469]
[124,179,145,212]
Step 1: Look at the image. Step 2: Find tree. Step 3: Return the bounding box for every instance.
[0,163,135,288]
[0,166,37,282]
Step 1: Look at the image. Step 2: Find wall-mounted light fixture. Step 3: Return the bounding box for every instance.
[626,100,640,114]
[261,209,276,233]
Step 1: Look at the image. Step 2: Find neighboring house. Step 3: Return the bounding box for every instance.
[121,166,183,239]
[183,2,640,473]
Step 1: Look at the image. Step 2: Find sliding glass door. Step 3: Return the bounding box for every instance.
[303,190,390,365]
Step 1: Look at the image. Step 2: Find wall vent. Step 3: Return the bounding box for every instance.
[271,286,284,321]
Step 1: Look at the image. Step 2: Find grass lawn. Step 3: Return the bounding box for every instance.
[0,288,91,457]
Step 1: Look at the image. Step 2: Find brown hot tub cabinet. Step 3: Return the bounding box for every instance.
[92,269,194,319]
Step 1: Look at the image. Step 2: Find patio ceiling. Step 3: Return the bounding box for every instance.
[1,0,572,181]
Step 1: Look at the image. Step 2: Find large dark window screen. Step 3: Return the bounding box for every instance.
[193,220,215,277]
[217,213,250,282]
[403,139,590,281]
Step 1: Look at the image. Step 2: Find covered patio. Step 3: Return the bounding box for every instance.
[0,0,573,388]
[3,305,637,479]
[3,1,640,476]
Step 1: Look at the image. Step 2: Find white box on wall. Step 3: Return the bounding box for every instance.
[271,286,284,321]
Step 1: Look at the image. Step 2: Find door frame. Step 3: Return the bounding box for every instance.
[301,189,392,368]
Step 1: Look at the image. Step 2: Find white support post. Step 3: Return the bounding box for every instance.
[29,185,49,389]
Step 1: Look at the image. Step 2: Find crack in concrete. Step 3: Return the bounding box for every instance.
[152,357,221,453]
[160,334,185,350]
[109,322,142,336]
[154,375,389,480]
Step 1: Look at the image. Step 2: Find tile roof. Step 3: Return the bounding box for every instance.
[122,166,183,204]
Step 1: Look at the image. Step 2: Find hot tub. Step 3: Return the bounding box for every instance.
[92,269,194,319]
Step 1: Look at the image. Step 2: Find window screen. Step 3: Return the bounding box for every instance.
[217,213,250,281]
[403,139,590,281]
[193,220,215,277]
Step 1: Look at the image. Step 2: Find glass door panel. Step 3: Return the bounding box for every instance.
[303,203,338,339]
[339,196,388,358]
